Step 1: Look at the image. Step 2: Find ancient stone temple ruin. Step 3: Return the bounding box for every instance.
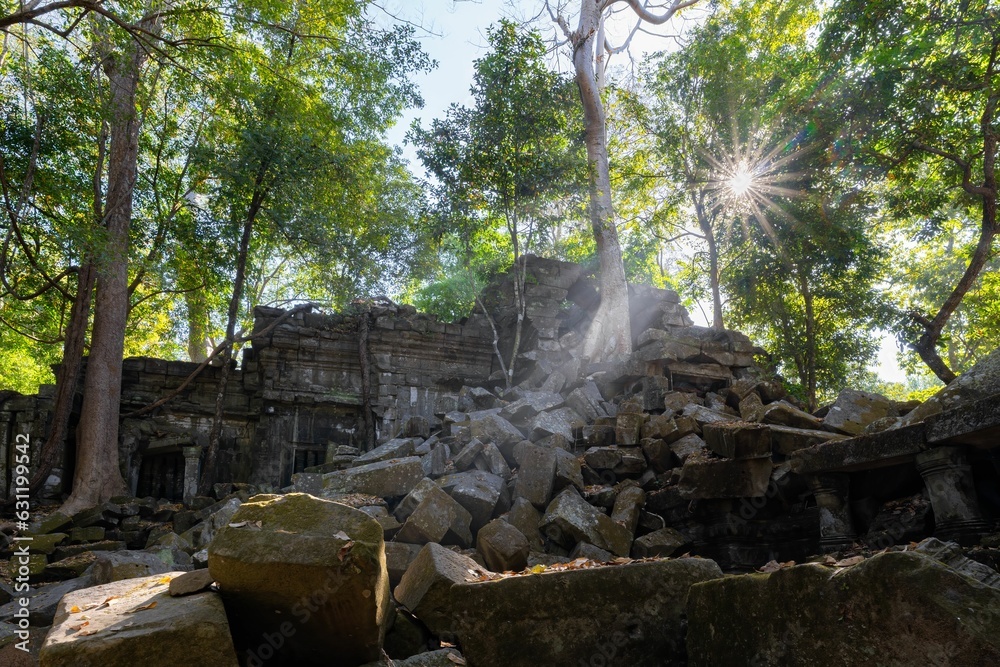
[3,256,1000,667]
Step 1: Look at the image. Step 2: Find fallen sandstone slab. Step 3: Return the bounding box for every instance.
[423,556,722,667]
[208,493,390,665]
[687,549,1000,666]
[39,572,238,667]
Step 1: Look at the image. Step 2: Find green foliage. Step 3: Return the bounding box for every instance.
[407,20,586,316]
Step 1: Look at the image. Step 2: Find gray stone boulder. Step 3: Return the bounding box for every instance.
[901,346,1000,425]
[39,572,237,667]
[687,550,1000,666]
[500,391,565,426]
[632,527,689,558]
[469,413,524,451]
[565,381,609,422]
[438,471,508,531]
[702,422,772,459]
[540,488,633,557]
[678,456,773,499]
[208,493,390,665]
[393,543,489,637]
[506,498,544,551]
[178,496,242,552]
[476,519,530,573]
[529,407,582,443]
[354,438,418,466]
[90,550,174,585]
[823,389,897,435]
[452,557,723,667]
[513,442,557,509]
[322,457,424,498]
[396,484,474,547]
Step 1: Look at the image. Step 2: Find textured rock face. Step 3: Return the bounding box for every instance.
[321,457,424,498]
[451,558,724,667]
[687,550,1000,667]
[540,489,633,557]
[208,493,390,665]
[39,572,238,667]
[823,389,897,435]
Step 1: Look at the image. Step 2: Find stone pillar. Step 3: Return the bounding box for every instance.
[810,473,856,552]
[182,446,202,505]
[915,446,987,543]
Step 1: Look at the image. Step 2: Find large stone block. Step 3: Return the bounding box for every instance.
[687,551,1000,666]
[677,456,773,499]
[452,558,723,667]
[39,572,238,667]
[703,422,771,459]
[476,519,530,573]
[393,543,488,637]
[540,488,633,557]
[437,471,508,531]
[513,443,557,510]
[208,494,390,665]
[322,457,424,498]
[396,485,473,548]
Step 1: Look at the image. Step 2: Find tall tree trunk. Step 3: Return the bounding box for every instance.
[573,5,632,361]
[184,285,209,362]
[62,25,157,514]
[694,193,724,329]
[199,210,255,496]
[796,269,818,411]
[28,262,95,495]
[913,203,997,384]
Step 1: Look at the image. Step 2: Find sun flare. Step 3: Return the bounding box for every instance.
[728,164,755,197]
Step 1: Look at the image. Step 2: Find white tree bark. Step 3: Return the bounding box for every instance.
[550,0,699,361]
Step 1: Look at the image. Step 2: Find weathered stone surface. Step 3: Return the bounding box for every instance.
[500,391,565,425]
[902,346,1000,425]
[552,447,584,492]
[823,389,897,435]
[438,471,507,531]
[178,497,243,552]
[39,572,238,667]
[168,568,214,596]
[632,527,689,558]
[208,493,390,665]
[678,457,773,499]
[611,486,646,535]
[682,403,740,427]
[355,438,417,466]
[361,648,467,667]
[0,577,92,626]
[452,558,724,667]
[641,414,678,441]
[565,381,609,422]
[669,433,707,464]
[385,542,424,588]
[474,441,512,480]
[687,551,1000,666]
[476,519,530,572]
[322,457,424,498]
[396,485,474,547]
[451,439,484,471]
[924,392,1000,448]
[506,498,544,551]
[641,438,674,473]
[759,401,823,430]
[703,422,771,459]
[790,423,927,475]
[393,543,488,637]
[663,392,702,415]
[615,412,646,445]
[513,443,557,510]
[768,424,847,455]
[529,407,582,443]
[540,489,633,557]
[583,446,646,475]
[470,413,524,448]
[90,550,173,585]
[394,478,440,523]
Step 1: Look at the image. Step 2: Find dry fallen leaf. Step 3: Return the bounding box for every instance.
[337,540,354,561]
[78,629,100,637]
[228,521,248,528]
[69,605,81,614]
[67,621,89,632]
[446,653,467,665]
[835,556,864,567]
[129,601,158,612]
[333,531,351,541]
[758,560,782,573]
